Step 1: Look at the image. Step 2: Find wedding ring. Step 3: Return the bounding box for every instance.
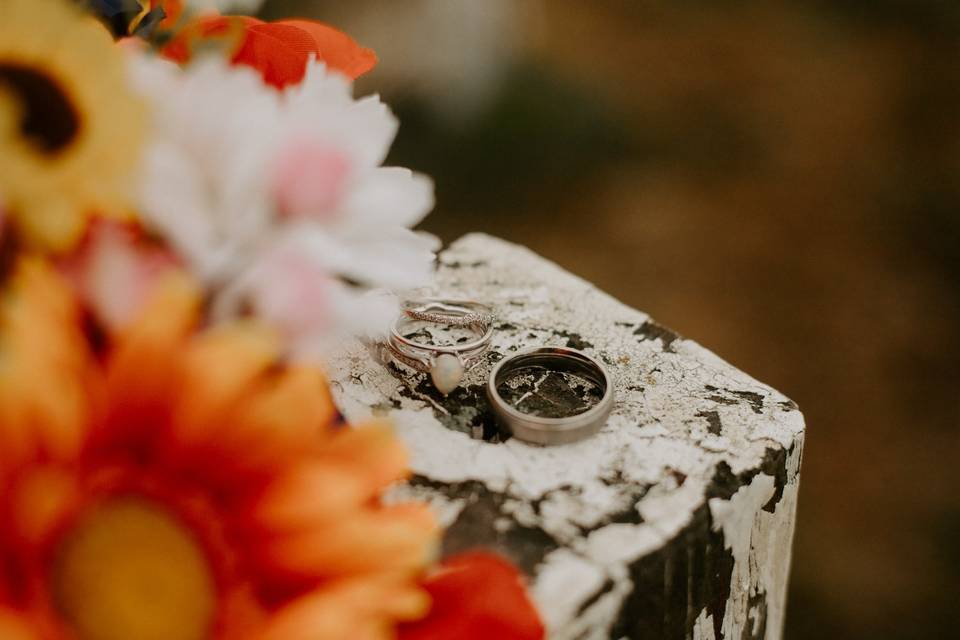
[384,299,494,394]
[402,299,496,327]
[487,347,615,445]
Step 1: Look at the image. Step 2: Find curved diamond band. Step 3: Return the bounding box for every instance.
[402,299,496,327]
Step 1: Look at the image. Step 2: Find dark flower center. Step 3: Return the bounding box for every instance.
[0,63,81,155]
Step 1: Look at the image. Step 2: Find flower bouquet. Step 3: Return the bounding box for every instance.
[0,1,544,638]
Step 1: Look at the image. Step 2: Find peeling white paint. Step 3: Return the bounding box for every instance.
[708,442,804,640]
[533,550,608,631]
[328,234,805,639]
[694,609,717,639]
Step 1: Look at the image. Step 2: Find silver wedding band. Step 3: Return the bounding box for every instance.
[487,347,615,445]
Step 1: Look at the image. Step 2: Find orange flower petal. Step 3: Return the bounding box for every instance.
[214,366,337,475]
[152,0,184,30]
[263,503,437,578]
[0,252,446,640]
[252,462,371,531]
[260,577,429,640]
[170,322,279,447]
[102,273,199,444]
[398,552,545,640]
[234,23,311,89]
[218,584,269,640]
[163,16,376,89]
[11,466,79,546]
[315,422,410,492]
[0,609,38,640]
[162,15,259,65]
[274,20,377,80]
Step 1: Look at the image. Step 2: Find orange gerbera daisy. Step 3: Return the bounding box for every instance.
[0,259,437,640]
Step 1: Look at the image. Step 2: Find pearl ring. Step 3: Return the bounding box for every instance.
[383,299,495,394]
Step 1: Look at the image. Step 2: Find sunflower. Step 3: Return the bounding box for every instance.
[0,0,145,253]
[0,259,438,640]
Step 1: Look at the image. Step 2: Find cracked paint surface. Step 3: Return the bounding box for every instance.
[327,233,806,639]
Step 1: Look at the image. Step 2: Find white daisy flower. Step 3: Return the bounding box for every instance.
[131,54,436,355]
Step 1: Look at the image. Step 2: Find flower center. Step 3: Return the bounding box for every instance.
[0,63,81,154]
[272,141,351,218]
[54,498,216,640]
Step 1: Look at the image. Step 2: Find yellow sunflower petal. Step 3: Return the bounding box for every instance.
[8,192,87,253]
[0,259,91,467]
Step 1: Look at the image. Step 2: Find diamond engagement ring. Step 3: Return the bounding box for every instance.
[384,299,495,394]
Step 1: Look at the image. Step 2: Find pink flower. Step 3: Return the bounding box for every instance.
[249,245,332,339]
[59,221,179,332]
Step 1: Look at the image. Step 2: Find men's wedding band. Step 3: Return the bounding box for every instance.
[487,347,615,445]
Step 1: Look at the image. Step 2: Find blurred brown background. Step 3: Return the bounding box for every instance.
[265,1,960,637]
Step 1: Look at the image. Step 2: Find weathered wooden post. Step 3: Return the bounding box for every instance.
[329,234,805,640]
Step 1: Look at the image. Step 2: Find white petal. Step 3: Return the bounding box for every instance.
[135,57,278,282]
[283,68,398,169]
[340,167,435,229]
[284,226,436,291]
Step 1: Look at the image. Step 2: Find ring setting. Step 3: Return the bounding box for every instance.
[384,299,495,394]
